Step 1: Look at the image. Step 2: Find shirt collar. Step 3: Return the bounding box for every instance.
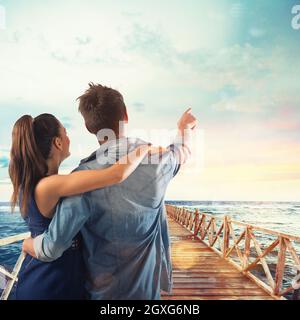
[79,137,146,165]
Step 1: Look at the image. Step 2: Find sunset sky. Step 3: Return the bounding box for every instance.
[0,0,300,201]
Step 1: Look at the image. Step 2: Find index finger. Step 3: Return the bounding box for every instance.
[184,107,192,114]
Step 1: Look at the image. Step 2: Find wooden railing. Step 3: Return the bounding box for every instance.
[166,204,300,300]
[0,232,30,300]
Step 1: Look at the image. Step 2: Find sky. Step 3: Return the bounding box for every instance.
[0,0,300,201]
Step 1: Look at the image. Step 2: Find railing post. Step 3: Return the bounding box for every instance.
[176,207,180,221]
[182,208,186,226]
[178,207,182,223]
[274,237,287,295]
[1,252,26,300]
[180,207,184,224]
[243,227,251,269]
[194,209,199,236]
[189,210,194,231]
[199,214,205,239]
[172,206,176,219]
[185,209,188,226]
[185,210,190,227]
[168,206,171,218]
[223,216,230,258]
[209,217,214,246]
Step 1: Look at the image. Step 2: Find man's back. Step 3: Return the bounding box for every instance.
[61,138,179,299]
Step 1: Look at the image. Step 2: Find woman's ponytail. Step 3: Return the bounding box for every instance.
[9,114,59,214]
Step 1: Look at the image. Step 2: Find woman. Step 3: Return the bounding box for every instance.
[9,113,158,300]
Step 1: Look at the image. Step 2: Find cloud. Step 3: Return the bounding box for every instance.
[123,23,175,66]
[249,27,266,38]
[211,90,276,113]
[132,102,145,112]
[121,11,142,18]
[51,51,68,63]
[264,106,300,132]
[176,44,271,89]
[176,44,300,113]
[0,178,10,185]
[0,149,10,169]
[1,7,298,117]
[75,36,92,46]
[60,116,73,129]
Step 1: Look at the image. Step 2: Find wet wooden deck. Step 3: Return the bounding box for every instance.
[162,216,276,300]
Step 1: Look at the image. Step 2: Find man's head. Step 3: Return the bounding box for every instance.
[77,83,128,138]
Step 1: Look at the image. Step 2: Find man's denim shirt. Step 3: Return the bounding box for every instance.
[33,137,184,300]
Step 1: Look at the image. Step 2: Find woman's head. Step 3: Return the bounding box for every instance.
[9,113,70,214]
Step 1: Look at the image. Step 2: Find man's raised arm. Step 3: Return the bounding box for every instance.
[166,108,197,175]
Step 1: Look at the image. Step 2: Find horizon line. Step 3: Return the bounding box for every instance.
[1,199,300,204]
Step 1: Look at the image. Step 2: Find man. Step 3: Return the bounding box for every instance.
[25,83,197,299]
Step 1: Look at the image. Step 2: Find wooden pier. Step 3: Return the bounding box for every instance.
[162,205,300,300]
[162,216,275,300]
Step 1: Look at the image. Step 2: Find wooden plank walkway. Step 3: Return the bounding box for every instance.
[162,216,275,300]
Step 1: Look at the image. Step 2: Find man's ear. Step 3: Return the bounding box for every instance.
[53,137,63,151]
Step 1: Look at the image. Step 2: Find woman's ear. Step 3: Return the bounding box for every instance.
[53,137,63,151]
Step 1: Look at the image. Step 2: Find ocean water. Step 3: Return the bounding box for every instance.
[166,200,300,236]
[0,204,28,268]
[0,201,300,299]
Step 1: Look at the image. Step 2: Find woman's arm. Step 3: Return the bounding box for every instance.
[35,145,152,217]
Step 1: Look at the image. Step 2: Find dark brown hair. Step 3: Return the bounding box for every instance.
[77,83,128,135]
[9,113,61,214]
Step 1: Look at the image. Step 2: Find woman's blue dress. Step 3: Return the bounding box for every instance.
[15,195,86,300]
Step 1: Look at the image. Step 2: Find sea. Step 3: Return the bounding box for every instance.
[0,200,300,299]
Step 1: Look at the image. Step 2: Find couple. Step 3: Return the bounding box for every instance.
[9,83,197,300]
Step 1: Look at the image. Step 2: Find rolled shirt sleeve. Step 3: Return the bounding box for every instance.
[167,128,193,176]
[33,193,92,262]
[33,234,49,261]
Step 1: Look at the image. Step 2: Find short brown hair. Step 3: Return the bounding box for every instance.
[77,83,128,135]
